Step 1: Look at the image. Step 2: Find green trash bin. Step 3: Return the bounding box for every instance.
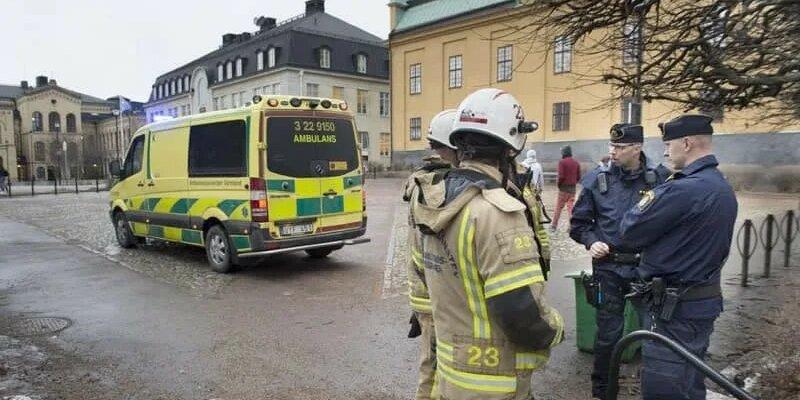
[565,270,641,362]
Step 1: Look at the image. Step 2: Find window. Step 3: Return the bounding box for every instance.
[232,93,240,108]
[122,135,145,180]
[267,47,276,68]
[357,54,367,74]
[66,114,76,132]
[497,45,513,82]
[240,91,247,105]
[380,132,391,156]
[235,58,243,77]
[410,117,422,140]
[357,89,368,114]
[226,61,233,79]
[34,141,45,161]
[359,131,369,150]
[257,51,264,70]
[320,47,331,69]
[220,95,227,109]
[448,55,463,88]
[379,92,390,117]
[266,117,359,178]
[554,36,572,73]
[32,112,43,131]
[217,64,224,82]
[156,85,161,99]
[553,102,571,131]
[177,78,183,93]
[621,97,642,124]
[213,97,219,111]
[184,76,190,91]
[272,83,280,94]
[171,80,176,95]
[332,86,344,100]
[36,167,45,180]
[189,120,247,177]
[409,64,422,94]
[48,112,60,132]
[623,21,642,65]
[306,83,319,97]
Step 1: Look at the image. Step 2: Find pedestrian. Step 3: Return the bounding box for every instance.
[568,123,670,399]
[551,145,580,231]
[521,149,544,195]
[0,166,8,193]
[620,114,738,400]
[410,88,564,400]
[402,109,458,400]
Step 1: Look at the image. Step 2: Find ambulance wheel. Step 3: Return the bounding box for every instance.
[205,225,236,273]
[306,246,340,259]
[114,212,137,249]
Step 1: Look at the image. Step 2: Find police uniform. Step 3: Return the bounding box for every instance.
[403,154,452,400]
[620,115,738,400]
[410,160,564,400]
[568,124,670,398]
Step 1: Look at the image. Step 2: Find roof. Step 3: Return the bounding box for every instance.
[0,83,113,105]
[0,85,25,100]
[393,0,515,33]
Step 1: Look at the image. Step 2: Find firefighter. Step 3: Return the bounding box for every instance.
[409,88,564,400]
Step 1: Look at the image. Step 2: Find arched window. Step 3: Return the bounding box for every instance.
[217,64,224,82]
[257,51,264,70]
[226,61,233,79]
[32,112,43,131]
[319,47,331,69]
[235,58,243,76]
[177,78,183,93]
[267,47,276,68]
[36,167,45,180]
[49,112,61,132]
[66,114,76,133]
[34,141,45,161]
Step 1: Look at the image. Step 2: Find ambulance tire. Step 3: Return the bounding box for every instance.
[205,225,237,273]
[306,245,341,259]
[114,211,137,249]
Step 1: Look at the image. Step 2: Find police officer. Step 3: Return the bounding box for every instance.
[620,114,738,400]
[569,123,670,399]
[403,109,458,400]
[410,88,564,400]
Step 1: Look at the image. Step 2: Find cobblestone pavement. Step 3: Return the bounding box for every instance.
[0,192,231,296]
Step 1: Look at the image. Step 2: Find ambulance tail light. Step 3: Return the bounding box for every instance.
[250,177,269,223]
[362,187,366,211]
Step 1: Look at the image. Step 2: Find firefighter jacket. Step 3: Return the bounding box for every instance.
[410,160,564,400]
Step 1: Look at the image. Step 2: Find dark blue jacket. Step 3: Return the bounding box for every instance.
[620,155,738,318]
[570,154,670,276]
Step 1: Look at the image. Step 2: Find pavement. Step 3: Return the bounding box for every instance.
[0,179,797,399]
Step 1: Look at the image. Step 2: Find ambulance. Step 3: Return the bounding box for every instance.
[109,95,369,272]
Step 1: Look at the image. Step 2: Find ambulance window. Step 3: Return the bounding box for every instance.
[122,135,144,179]
[267,117,358,178]
[188,120,247,177]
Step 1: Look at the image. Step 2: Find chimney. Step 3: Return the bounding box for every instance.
[35,76,48,87]
[255,16,277,32]
[388,0,409,32]
[222,33,237,46]
[240,32,252,41]
[305,0,325,15]
[20,81,29,89]
[49,79,57,86]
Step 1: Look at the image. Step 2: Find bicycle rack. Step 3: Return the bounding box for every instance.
[605,330,758,400]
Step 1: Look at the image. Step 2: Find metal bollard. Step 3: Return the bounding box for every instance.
[759,214,779,278]
[7,180,11,198]
[96,178,99,193]
[54,178,58,195]
[736,220,758,287]
[779,210,799,269]
[75,177,79,194]
[31,177,35,196]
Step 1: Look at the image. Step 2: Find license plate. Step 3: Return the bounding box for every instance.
[280,222,314,236]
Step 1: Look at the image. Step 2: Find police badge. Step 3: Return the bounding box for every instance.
[638,190,656,211]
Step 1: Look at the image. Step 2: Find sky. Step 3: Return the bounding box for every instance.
[0,0,391,102]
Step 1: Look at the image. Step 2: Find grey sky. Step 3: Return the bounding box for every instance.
[0,0,390,103]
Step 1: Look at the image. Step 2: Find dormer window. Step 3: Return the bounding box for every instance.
[235,58,243,77]
[357,54,367,74]
[217,64,224,82]
[226,61,233,79]
[319,47,331,69]
[171,80,176,95]
[257,51,264,70]
[184,76,190,91]
[177,78,183,93]
[268,47,276,68]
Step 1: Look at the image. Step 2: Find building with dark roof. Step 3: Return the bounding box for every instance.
[146,0,392,167]
[0,76,145,181]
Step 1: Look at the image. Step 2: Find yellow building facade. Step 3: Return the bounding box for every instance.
[388,0,799,190]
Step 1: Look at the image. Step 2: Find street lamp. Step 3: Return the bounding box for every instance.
[112,109,121,169]
[54,121,62,184]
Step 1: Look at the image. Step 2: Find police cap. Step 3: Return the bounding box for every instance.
[659,114,714,141]
[609,123,643,144]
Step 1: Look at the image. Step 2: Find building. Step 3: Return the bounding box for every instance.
[387,0,799,188]
[145,0,392,168]
[0,76,145,181]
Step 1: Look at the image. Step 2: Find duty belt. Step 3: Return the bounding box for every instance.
[626,278,721,321]
[593,251,641,265]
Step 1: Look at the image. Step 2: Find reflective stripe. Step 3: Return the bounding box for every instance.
[411,248,424,270]
[483,264,544,299]
[409,294,432,313]
[515,352,549,370]
[457,209,491,339]
[436,359,516,394]
[437,340,454,363]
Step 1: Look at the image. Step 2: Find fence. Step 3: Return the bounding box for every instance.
[0,177,112,198]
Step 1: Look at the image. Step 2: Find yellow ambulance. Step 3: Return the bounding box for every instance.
[109,95,369,272]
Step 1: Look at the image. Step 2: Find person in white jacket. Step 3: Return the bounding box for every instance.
[522,149,544,194]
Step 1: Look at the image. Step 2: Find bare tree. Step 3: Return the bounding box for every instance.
[509,0,800,125]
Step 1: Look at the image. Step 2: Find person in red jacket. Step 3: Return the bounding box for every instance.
[552,145,581,231]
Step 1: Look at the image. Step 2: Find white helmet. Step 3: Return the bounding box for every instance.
[427,109,457,149]
[449,88,538,152]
